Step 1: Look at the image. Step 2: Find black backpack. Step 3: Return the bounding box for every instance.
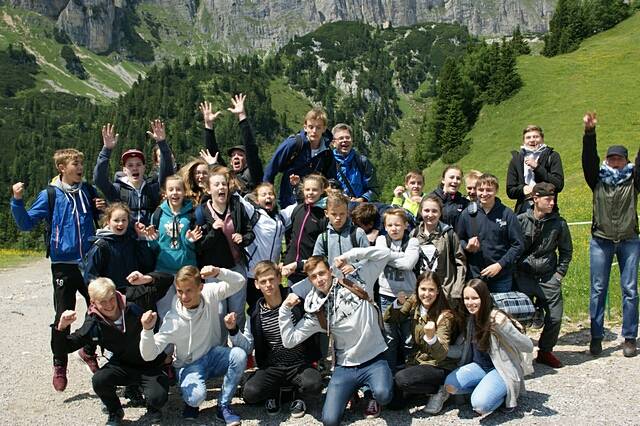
[321,224,360,255]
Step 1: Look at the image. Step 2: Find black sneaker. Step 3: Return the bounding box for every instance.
[182,404,199,420]
[589,338,603,356]
[105,408,124,426]
[623,338,637,358]
[290,399,306,418]
[265,398,280,416]
[124,385,145,407]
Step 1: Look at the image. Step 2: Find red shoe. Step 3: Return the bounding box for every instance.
[364,399,381,419]
[78,348,99,374]
[52,365,68,392]
[246,354,255,370]
[537,350,563,368]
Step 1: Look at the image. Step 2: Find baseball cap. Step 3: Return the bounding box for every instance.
[606,145,628,159]
[226,145,246,156]
[121,149,146,165]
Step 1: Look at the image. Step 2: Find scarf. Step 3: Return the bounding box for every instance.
[599,161,634,186]
[520,144,547,186]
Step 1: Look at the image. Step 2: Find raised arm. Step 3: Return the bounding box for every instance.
[147,119,174,188]
[229,94,264,188]
[582,112,600,190]
[199,101,226,167]
[278,294,324,348]
[200,266,246,300]
[10,185,48,231]
[93,123,121,201]
[384,238,420,270]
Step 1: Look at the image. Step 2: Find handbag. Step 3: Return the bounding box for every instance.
[491,291,535,326]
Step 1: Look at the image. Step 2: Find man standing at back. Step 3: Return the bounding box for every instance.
[331,123,378,202]
[582,112,640,358]
[263,107,336,207]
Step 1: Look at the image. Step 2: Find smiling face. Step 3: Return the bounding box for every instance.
[326,203,348,232]
[441,168,462,195]
[477,183,497,209]
[308,262,333,295]
[256,185,276,212]
[93,293,121,321]
[123,157,145,187]
[209,174,229,206]
[303,179,323,205]
[176,278,203,309]
[333,129,353,156]
[465,177,478,201]
[421,199,442,230]
[385,214,407,241]
[463,286,481,316]
[165,178,185,210]
[194,164,209,189]
[59,159,84,185]
[406,176,424,196]
[107,208,129,236]
[418,279,439,309]
[523,130,543,149]
[304,119,327,148]
[229,149,246,173]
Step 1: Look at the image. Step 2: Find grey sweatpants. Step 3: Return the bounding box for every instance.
[516,273,563,352]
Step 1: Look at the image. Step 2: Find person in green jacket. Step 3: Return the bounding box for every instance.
[392,170,427,218]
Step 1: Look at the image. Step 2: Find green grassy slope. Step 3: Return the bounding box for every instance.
[424,12,640,321]
[0,7,145,102]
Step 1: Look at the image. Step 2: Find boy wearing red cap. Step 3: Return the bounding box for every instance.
[93,120,174,225]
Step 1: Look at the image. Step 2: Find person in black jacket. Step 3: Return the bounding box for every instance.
[199,94,264,196]
[233,262,322,418]
[53,273,173,425]
[506,124,564,215]
[429,165,469,231]
[456,174,524,293]
[516,183,572,368]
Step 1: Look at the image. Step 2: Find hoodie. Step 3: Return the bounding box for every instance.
[149,199,197,274]
[429,187,469,231]
[139,268,245,368]
[312,218,369,265]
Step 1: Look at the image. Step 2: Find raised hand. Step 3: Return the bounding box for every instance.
[57,310,77,330]
[583,112,597,131]
[284,293,301,308]
[200,265,221,279]
[281,262,297,277]
[199,148,219,166]
[141,310,157,330]
[146,119,166,142]
[423,320,436,340]
[127,271,153,285]
[394,186,405,198]
[102,123,118,149]
[12,182,24,200]
[227,93,247,121]
[224,312,237,330]
[289,174,301,188]
[186,225,203,243]
[199,101,222,130]
[231,233,243,245]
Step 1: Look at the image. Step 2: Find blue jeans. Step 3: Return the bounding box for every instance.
[445,362,507,415]
[178,346,247,408]
[322,355,393,426]
[590,237,640,339]
[379,294,412,371]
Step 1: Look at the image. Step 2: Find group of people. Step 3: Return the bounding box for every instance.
[9,93,639,426]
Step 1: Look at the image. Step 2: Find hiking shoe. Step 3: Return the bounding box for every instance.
[423,385,450,414]
[589,338,603,356]
[289,399,306,418]
[78,348,100,374]
[182,404,199,420]
[623,338,637,358]
[105,408,124,426]
[145,407,162,425]
[537,350,563,368]
[265,398,280,416]
[216,404,241,426]
[364,399,381,419]
[52,365,68,392]
[124,385,145,407]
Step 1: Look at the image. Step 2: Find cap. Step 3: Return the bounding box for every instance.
[606,145,628,159]
[532,182,556,197]
[226,145,246,156]
[121,149,146,165]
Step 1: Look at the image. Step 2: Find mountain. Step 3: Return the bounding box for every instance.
[5,0,556,57]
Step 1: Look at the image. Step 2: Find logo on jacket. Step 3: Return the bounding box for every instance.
[495,218,507,227]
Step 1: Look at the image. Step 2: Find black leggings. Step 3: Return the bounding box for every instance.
[243,364,322,403]
[394,364,448,395]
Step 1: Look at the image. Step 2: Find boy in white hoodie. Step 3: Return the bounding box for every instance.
[140,265,246,425]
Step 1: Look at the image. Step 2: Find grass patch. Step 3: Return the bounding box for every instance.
[0,249,42,269]
[268,77,312,132]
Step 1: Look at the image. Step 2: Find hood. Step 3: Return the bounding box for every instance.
[88,290,127,327]
[173,293,207,362]
[304,283,333,314]
[524,208,558,223]
[116,174,147,192]
[160,199,194,216]
[49,177,91,217]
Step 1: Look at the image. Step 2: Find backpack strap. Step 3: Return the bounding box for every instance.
[349,224,359,248]
[283,134,305,172]
[322,229,328,256]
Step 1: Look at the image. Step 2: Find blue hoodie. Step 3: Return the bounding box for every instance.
[149,200,197,274]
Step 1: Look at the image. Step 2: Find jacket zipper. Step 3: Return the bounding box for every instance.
[295,205,311,262]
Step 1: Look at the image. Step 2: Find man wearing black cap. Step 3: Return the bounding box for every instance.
[516,182,573,368]
[200,94,263,196]
[582,112,640,358]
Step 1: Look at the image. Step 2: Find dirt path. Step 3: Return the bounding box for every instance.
[0,259,636,425]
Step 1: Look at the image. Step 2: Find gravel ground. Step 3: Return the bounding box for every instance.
[0,259,637,425]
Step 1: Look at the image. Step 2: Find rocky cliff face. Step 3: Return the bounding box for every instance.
[7,0,556,55]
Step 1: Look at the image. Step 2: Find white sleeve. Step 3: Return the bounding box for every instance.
[208,268,246,300]
[385,238,420,270]
[278,304,324,348]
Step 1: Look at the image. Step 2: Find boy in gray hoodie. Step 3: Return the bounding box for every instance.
[139,265,246,425]
[279,247,394,426]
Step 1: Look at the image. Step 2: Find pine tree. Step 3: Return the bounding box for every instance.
[510,26,531,55]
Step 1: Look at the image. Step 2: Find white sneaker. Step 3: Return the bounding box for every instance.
[423,385,449,414]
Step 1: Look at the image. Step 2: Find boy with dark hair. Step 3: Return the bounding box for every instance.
[54,273,173,425]
[456,174,524,293]
[11,148,100,391]
[94,120,174,225]
[517,182,572,368]
[351,203,379,245]
[263,107,337,207]
[233,261,322,418]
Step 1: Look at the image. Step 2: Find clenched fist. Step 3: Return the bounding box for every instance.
[423,321,436,340]
[284,293,300,308]
[141,310,157,330]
